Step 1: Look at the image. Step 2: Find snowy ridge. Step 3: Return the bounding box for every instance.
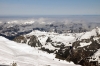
[27,30,76,46]
[80,27,99,40]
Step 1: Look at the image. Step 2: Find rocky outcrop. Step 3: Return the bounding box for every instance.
[46,37,52,42]
[55,46,71,60]
[28,35,42,47]
[13,35,42,47]
[56,36,100,66]
[13,35,27,43]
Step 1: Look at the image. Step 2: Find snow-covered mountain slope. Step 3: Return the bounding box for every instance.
[27,30,76,46]
[8,26,100,66]
[79,27,100,40]
[14,27,100,50]
[12,27,100,66]
[0,36,80,66]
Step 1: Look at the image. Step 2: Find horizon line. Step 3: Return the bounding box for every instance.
[0,14,100,17]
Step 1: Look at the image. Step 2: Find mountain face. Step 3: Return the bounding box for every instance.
[13,27,100,66]
[56,28,100,66]
[0,16,100,66]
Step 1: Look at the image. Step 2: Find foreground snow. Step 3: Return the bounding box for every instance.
[0,36,80,66]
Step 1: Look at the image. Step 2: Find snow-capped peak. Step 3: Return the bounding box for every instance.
[80,27,100,40]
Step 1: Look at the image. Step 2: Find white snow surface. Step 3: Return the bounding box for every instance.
[79,42,92,47]
[80,28,100,40]
[0,36,80,66]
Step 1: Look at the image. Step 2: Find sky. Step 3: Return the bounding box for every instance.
[0,0,100,16]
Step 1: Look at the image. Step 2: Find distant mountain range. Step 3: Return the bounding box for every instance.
[0,16,100,40]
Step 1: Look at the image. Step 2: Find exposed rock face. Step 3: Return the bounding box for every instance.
[69,40,100,64]
[13,35,27,43]
[55,46,71,60]
[46,37,52,42]
[56,36,100,66]
[13,35,42,47]
[28,35,42,47]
